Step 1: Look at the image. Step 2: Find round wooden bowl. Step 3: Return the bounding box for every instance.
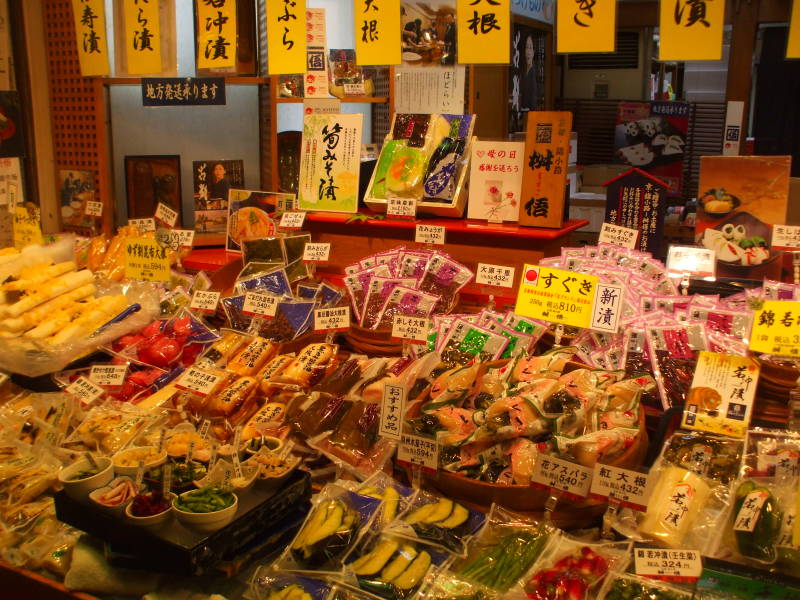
[344,324,404,356]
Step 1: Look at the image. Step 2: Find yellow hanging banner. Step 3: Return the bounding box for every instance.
[13,205,43,251]
[659,0,725,61]
[197,0,238,70]
[556,0,616,53]
[123,0,162,75]
[457,0,510,64]
[788,0,800,59]
[749,300,800,357]
[71,0,110,76]
[266,0,307,74]
[354,0,401,66]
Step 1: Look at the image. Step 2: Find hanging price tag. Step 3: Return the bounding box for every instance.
[387,197,417,219]
[162,463,173,496]
[415,224,445,245]
[750,300,800,357]
[303,242,331,263]
[124,237,170,282]
[157,427,167,452]
[280,211,306,229]
[531,455,593,500]
[590,464,651,511]
[190,290,221,314]
[84,200,103,217]
[242,292,278,318]
[380,384,406,441]
[397,433,439,473]
[476,263,516,288]
[66,376,106,405]
[599,222,639,249]
[154,202,178,228]
[391,315,430,344]
[772,225,800,250]
[175,367,223,396]
[633,548,703,582]
[88,364,128,387]
[128,217,156,232]
[666,246,716,279]
[314,306,350,332]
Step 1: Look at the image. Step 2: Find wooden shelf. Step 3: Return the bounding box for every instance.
[274,96,388,103]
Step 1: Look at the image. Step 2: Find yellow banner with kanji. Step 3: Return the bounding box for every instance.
[197,0,238,69]
[354,0,401,65]
[13,205,43,251]
[659,0,725,61]
[457,0,510,64]
[123,0,161,74]
[556,0,616,53]
[789,0,800,58]
[71,0,110,76]
[266,0,307,74]
[750,300,800,357]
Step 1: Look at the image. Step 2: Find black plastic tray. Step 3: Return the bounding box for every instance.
[55,470,311,575]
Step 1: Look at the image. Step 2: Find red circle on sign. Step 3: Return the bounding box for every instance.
[525,269,538,282]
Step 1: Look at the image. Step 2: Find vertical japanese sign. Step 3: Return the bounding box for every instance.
[71,0,110,76]
[556,0,616,53]
[13,205,43,250]
[355,0,401,65]
[604,169,668,256]
[457,0,510,64]
[266,0,307,74]
[304,9,329,98]
[297,113,363,213]
[750,300,800,357]
[789,0,800,59]
[659,0,725,61]
[518,111,572,228]
[123,0,162,74]
[196,0,237,70]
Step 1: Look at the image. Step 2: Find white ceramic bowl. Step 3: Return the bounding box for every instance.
[251,455,301,489]
[243,436,283,457]
[58,457,114,500]
[112,445,167,476]
[89,476,136,516]
[173,490,238,533]
[193,461,259,494]
[125,492,175,529]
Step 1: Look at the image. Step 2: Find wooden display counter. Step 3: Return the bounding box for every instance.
[0,561,98,600]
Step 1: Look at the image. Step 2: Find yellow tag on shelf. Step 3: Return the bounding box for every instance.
[266,0,307,74]
[789,0,800,59]
[123,0,161,74]
[70,0,110,76]
[514,264,597,329]
[124,237,170,282]
[750,300,800,357]
[13,206,42,250]
[354,0,401,65]
[659,0,725,61]
[556,0,616,53]
[197,0,238,69]
[457,0,510,64]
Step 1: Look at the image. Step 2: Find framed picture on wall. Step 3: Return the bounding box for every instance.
[59,168,98,235]
[509,22,548,134]
[124,155,182,225]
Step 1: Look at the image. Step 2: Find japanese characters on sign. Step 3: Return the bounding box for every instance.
[789,0,800,58]
[128,217,156,232]
[13,206,43,251]
[313,306,350,331]
[302,242,331,263]
[176,367,224,396]
[733,489,770,533]
[397,433,439,473]
[304,9,329,98]
[297,114,363,213]
[457,0,510,64]
[556,0,616,53]
[467,140,525,222]
[772,225,800,250]
[279,211,306,229]
[123,0,161,75]
[659,0,725,60]
[476,263,516,288]
[519,111,572,228]
[380,383,406,440]
[598,222,639,249]
[190,290,221,314]
[750,300,800,357]
[156,228,195,250]
[142,77,226,106]
[666,246,716,279]
[242,292,278,318]
[266,0,307,74]
[89,364,128,388]
[415,224,446,245]
[633,548,703,582]
[391,314,430,344]
[196,0,238,70]
[682,352,761,438]
[531,454,593,499]
[604,170,668,255]
[71,0,110,76]
[590,463,651,511]
[84,200,103,217]
[124,237,170,282]
[66,376,106,406]
[386,197,416,219]
[155,202,178,227]
[355,0,401,65]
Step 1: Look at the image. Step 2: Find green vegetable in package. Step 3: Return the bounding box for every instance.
[732,480,783,563]
[605,577,690,600]
[457,530,549,592]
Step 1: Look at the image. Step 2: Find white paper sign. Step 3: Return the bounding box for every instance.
[380,383,406,441]
[128,217,156,232]
[476,263,516,288]
[415,224,445,245]
[394,66,466,114]
[303,242,331,263]
[387,197,417,219]
[85,200,103,217]
[772,225,800,250]
[666,246,716,278]
[280,211,306,229]
[633,548,703,581]
[303,98,341,115]
[66,376,105,405]
[190,290,221,313]
[314,306,350,331]
[532,455,593,498]
[344,82,366,96]
[176,367,224,396]
[391,315,430,344]
[397,433,439,471]
[88,364,128,387]
[243,292,279,318]
[591,283,624,333]
[590,464,651,510]
[733,489,770,532]
[466,140,525,222]
[599,222,639,249]
[155,202,178,227]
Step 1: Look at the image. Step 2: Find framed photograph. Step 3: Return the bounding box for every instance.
[59,168,98,235]
[192,159,245,233]
[124,155,182,225]
[509,22,549,134]
[226,189,292,253]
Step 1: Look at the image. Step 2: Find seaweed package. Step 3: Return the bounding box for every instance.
[661,431,743,485]
[439,318,508,364]
[646,323,708,409]
[374,286,439,331]
[237,266,293,298]
[344,265,392,323]
[320,282,345,307]
[249,567,331,600]
[282,232,312,283]
[242,236,286,268]
[221,294,251,332]
[298,283,322,300]
[597,573,693,600]
[255,300,317,341]
[276,484,382,574]
[418,254,473,313]
[360,277,418,328]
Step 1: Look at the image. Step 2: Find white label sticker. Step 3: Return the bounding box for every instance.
[599,222,639,249]
[128,217,156,232]
[476,263,516,288]
[531,455,593,498]
[772,225,800,250]
[391,314,430,344]
[343,82,366,96]
[280,211,306,229]
[88,364,128,387]
[160,229,195,249]
[66,376,106,405]
[380,384,406,441]
[314,306,350,331]
[634,548,703,581]
[660,482,695,530]
[242,292,279,318]
[175,367,223,396]
[415,224,445,245]
[303,242,331,263]
[666,246,716,278]
[591,282,624,333]
[590,464,651,511]
[84,200,103,217]
[397,433,439,471]
[190,290,221,314]
[733,489,770,532]
[387,197,417,219]
[155,202,179,228]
